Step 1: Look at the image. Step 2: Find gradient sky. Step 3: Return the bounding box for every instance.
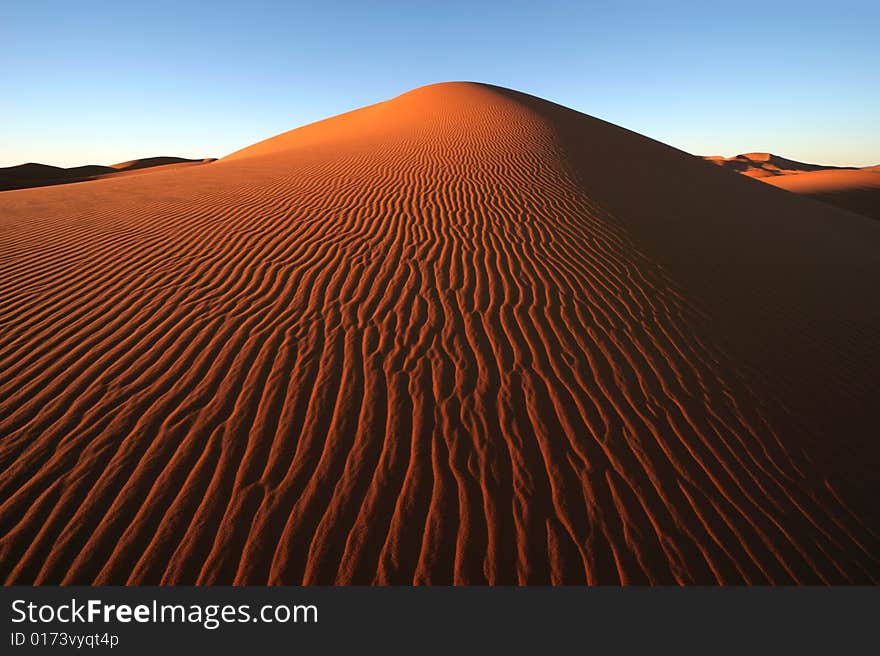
[3,0,878,167]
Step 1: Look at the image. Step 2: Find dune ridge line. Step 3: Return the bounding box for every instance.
[0,82,878,584]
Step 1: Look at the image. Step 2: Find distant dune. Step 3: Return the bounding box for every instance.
[703,153,879,220]
[0,157,215,192]
[1,83,878,584]
[763,167,880,221]
[702,152,853,178]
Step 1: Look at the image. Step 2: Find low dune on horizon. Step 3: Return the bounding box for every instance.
[1,82,878,585]
[702,152,855,179]
[761,167,880,221]
[703,152,880,220]
[0,156,216,192]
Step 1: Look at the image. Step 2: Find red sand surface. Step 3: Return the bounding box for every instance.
[763,168,880,221]
[703,153,879,220]
[1,83,878,584]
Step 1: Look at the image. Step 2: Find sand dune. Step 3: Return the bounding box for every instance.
[1,82,878,585]
[0,156,215,192]
[704,153,880,220]
[703,152,853,178]
[763,167,880,221]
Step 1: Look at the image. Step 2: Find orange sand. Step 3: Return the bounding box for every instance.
[702,152,853,178]
[1,83,878,584]
[763,168,880,220]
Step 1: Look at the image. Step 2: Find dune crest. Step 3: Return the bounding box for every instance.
[1,82,878,584]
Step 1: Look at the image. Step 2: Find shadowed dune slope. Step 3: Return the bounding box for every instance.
[763,168,880,221]
[1,82,878,584]
[0,157,215,192]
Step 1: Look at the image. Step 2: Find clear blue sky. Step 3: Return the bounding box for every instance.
[2,0,878,167]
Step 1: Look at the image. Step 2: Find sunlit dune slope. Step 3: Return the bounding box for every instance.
[1,82,878,584]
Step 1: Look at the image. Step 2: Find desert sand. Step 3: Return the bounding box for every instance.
[702,152,853,178]
[0,157,215,192]
[763,167,880,221]
[704,153,879,220]
[0,83,878,584]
